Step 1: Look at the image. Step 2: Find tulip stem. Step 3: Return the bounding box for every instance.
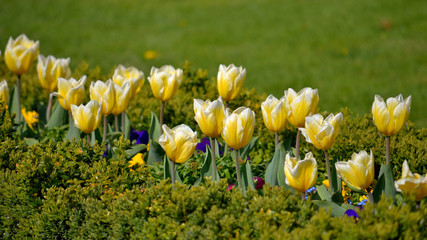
[115,115,119,132]
[160,101,165,134]
[210,137,217,182]
[295,130,301,159]
[87,134,91,143]
[46,93,54,123]
[301,192,305,201]
[103,116,107,143]
[16,75,21,122]
[275,133,279,150]
[121,112,126,135]
[171,159,176,187]
[324,150,334,192]
[367,192,374,204]
[386,136,390,165]
[234,150,243,194]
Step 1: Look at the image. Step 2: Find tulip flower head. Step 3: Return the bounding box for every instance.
[71,100,102,134]
[221,107,255,150]
[194,97,228,138]
[112,64,145,99]
[90,79,116,116]
[284,152,318,193]
[5,34,40,75]
[56,76,86,111]
[111,82,132,116]
[37,55,71,92]
[159,124,197,164]
[217,64,246,102]
[261,94,288,133]
[372,94,411,136]
[21,108,38,130]
[284,87,319,128]
[335,150,375,193]
[0,80,9,104]
[395,160,427,201]
[147,65,183,102]
[300,112,343,150]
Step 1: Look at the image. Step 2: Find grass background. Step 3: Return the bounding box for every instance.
[0,0,425,126]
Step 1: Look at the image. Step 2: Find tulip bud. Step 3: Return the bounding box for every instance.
[217,64,246,102]
[21,108,39,130]
[221,107,255,150]
[194,97,227,138]
[395,160,427,201]
[300,112,343,150]
[159,124,197,164]
[372,94,411,136]
[335,150,375,192]
[5,34,40,75]
[261,94,288,133]
[90,79,116,116]
[284,87,319,128]
[0,80,9,105]
[284,152,318,193]
[37,55,71,92]
[148,65,183,102]
[56,76,86,111]
[71,100,102,134]
[112,64,145,99]
[111,82,132,116]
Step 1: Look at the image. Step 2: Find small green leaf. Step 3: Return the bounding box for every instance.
[125,144,147,158]
[24,138,39,146]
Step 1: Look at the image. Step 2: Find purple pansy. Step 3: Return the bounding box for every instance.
[196,137,224,155]
[253,177,265,189]
[344,209,359,222]
[130,128,149,146]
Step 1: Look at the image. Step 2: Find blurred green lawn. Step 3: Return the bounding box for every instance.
[1,0,425,126]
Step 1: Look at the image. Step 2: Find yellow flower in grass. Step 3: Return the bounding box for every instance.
[0,80,9,105]
[395,160,427,201]
[300,113,343,150]
[372,94,411,136]
[261,94,288,133]
[284,87,319,128]
[159,124,197,164]
[144,50,158,60]
[148,65,183,102]
[112,64,145,99]
[221,107,255,150]
[56,76,86,111]
[5,34,39,75]
[37,55,71,92]
[129,153,145,167]
[90,79,116,116]
[284,152,318,193]
[217,64,246,102]
[21,108,38,130]
[335,150,375,193]
[194,97,228,138]
[71,100,102,134]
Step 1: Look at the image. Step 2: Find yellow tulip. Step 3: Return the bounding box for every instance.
[221,107,255,150]
[300,113,343,150]
[0,80,9,104]
[71,100,102,134]
[21,108,39,130]
[111,82,132,116]
[335,150,375,192]
[284,87,319,128]
[217,64,246,102]
[56,76,86,111]
[261,94,288,133]
[284,152,318,193]
[159,124,197,164]
[90,79,116,116]
[37,55,71,92]
[395,160,427,201]
[193,97,228,138]
[5,34,39,75]
[112,64,145,99]
[372,94,411,136]
[148,65,183,102]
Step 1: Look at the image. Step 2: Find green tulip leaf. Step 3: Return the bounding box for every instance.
[8,86,20,123]
[125,144,147,158]
[163,155,182,184]
[194,145,220,186]
[123,112,131,139]
[147,140,165,165]
[312,200,347,217]
[277,149,293,191]
[149,112,161,141]
[66,121,81,141]
[265,142,284,186]
[240,160,255,190]
[331,190,344,204]
[373,164,396,202]
[48,100,68,129]
[331,156,341,194]
[24,138,39,146]
[316,185,332,202]
[91,128,102,145]
[239,136,259,160]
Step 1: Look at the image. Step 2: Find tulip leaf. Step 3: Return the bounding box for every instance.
[66,121,81,141]
[123,112,131,139]
[312,200,346,217]
[8,86,20,123]
[24,138,39,146]
[149,112,161,141]
[48,100,68,129]
[277,149,293,191]
[316,185,332,202]
[331,156,341,194]
[240,160,255,190]
[331,190,344,204]
[163,156,182,184]
[372,164,396,202]
[194,145,220,186]
[91,128,102,145]
[239,136,259,160]
[265,142,284,186]
[125,144,147,158]
[147,140,165,165]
